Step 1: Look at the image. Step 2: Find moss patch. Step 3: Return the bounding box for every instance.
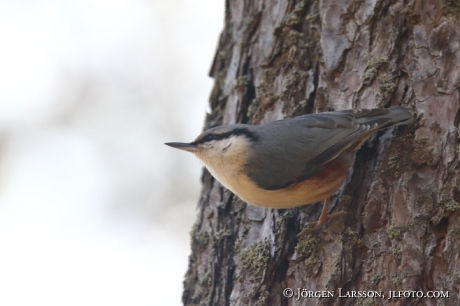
[240,241,270,275]
[392,245,402,265]
[378,72,397,95]
[295,234,322,277]
[341,227,358,243]
[371,273,384,286]
[393,275,403,287]
[362,57,388,85]
[295,234,319,258]
[214,229,232,241]
[387,225,405,241]
[444,199,460,212]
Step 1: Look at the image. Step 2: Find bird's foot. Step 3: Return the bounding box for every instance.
[297,198,349,237]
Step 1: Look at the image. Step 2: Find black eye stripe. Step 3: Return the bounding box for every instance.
[192,128,259,145]
[194,133,226,144]
[204,134,215,142]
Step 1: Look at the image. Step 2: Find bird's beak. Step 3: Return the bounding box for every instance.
[165,142,198,152]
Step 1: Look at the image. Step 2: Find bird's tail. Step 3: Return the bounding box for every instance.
[355,106,414,128]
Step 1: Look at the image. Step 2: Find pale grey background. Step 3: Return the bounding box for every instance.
[0,1,223,305]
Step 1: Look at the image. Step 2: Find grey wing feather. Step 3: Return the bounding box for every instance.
[246,107,412,190]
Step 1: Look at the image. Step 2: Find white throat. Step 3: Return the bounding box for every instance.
[194,136,249,191]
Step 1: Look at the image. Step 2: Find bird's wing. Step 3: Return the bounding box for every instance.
[246,110,391,190]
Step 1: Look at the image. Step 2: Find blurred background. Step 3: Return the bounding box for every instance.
[0,0,223,305]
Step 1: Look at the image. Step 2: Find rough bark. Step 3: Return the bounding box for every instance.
[183,0,460,305]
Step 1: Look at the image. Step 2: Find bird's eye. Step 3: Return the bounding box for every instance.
[206,134,216,142]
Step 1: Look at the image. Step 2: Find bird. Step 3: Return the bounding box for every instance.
[165,106,413,235]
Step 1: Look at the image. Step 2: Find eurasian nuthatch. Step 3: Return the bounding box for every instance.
[166,106,413,235]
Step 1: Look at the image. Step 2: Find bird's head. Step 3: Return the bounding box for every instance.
[165,125,259,164]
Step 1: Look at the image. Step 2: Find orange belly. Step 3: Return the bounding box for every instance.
[229,160,350,209]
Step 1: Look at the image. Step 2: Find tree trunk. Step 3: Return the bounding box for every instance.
[182,0,460,305]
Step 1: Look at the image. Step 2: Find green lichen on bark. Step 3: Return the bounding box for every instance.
[240,241,270,275]
[387,225,405,241]
[362,57,388,85]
